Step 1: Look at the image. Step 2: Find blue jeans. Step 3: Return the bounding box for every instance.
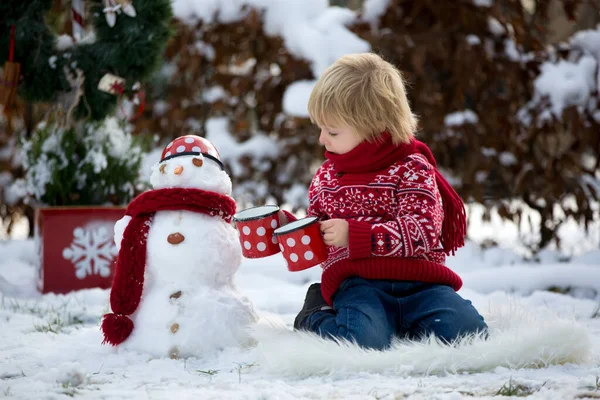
[301,277,487,350]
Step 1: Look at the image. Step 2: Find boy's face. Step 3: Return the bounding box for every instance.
[318,124,363,154]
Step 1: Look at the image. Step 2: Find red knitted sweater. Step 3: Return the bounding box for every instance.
[301,134,464,305]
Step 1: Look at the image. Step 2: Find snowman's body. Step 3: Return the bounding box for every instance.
[112,141,257,358]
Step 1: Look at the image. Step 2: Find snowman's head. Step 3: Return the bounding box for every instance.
[150,135,232,195]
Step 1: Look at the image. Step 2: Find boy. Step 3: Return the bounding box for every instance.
[289,53,487,350]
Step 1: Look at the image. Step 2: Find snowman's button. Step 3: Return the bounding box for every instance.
[170,323,180,334]
[169,290,182,300]
[168,346,180,359]
[167,232,185,244]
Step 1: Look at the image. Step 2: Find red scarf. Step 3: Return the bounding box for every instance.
[325,133,466,255]
[101,187,236,346]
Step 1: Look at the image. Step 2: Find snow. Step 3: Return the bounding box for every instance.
[517,25,600,125]
[533,56,596,120]
[444,110,479,126]
[571,25,600,84]
[282,80,314,117]
[473,0,494,7]
[361,0,390,28]
[205,117,280,180]
[56,34,74,51]
[202,86,226,103]
[1,210,600,398]
[498,151,517,166]
[466,34,481,46]
[487,17,506,37]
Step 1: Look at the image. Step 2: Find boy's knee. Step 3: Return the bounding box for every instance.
[431,313,487,344]
[357,332,392,350]
[334,325,392,351]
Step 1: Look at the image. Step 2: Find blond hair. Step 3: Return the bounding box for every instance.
[307,53,417,144]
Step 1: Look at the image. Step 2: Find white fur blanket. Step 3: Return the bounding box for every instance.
[250,301,592,376]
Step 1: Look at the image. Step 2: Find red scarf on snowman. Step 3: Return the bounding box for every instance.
[101,187,236,346]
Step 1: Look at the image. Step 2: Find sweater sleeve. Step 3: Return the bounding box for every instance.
[347,155,444,259]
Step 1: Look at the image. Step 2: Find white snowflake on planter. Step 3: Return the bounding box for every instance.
[62,225,118,279]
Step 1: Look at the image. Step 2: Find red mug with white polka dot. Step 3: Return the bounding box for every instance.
[273,216,327,271]
[233,205,282,258]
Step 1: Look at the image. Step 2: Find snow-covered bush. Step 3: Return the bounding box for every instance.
[13,117,146,206]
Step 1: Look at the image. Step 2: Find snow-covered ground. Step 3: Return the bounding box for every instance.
[1,217,599,399]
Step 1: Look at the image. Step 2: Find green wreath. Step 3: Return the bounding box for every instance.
[0,0,172,120]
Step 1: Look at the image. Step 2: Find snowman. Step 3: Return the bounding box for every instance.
[101,135,257,358]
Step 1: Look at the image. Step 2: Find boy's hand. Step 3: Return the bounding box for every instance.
[319,219,349,247]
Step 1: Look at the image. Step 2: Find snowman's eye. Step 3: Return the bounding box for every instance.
[192,157,203,167]
[159,164,166,174]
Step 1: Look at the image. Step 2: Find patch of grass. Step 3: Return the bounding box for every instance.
[197,369,219,376]
[34,316,66,333]
[60,382,80,397]
[1,296,46,318]
[495,378,536,397]
[232,362,257,384]
[2,296,86,334]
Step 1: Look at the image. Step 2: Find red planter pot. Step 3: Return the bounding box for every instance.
[35,206,126,294]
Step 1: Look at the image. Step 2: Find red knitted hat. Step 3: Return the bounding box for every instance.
[161,135,224,170]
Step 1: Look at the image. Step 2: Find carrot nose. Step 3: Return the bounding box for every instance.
[174,166,184,175]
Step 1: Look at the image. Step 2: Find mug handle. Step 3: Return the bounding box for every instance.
[278,210,297,226]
